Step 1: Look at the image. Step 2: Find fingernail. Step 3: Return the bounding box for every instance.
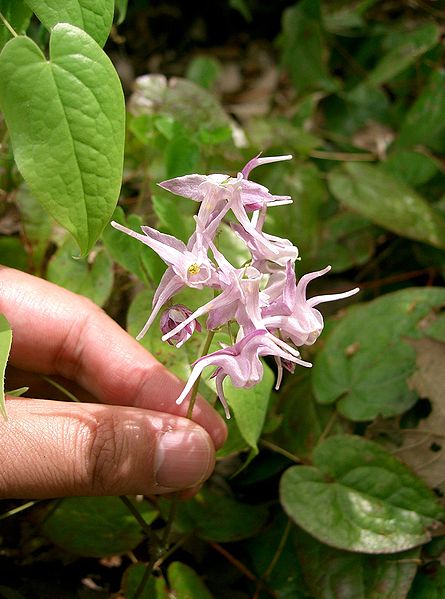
[154,427,214,489]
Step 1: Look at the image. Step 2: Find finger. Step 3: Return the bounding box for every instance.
[0,267,227,448]
[0,398,215,499]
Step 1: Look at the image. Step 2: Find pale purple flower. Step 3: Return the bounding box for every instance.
[161,242,263,343]
[160,304,202,348]
[158,155,294,250]
[110,221,216,339]
[176,329,311,418]
[262,262,359,347]
[230,223,298,268]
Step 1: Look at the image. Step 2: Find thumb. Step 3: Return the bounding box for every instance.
[0,398,215,499]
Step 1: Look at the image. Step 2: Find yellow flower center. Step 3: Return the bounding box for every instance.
[187,263,201,275]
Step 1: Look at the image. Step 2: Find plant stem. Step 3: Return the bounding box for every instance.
[119,495,155,540]
[186,329,215,419]
[0,500,38,521]
[0,12,18,38]
[40,375,80,403]
[132,329,216,598]
[262,519,292,581]
[132,559,156,599]
[309,149,375,161]
[259,439,304,464]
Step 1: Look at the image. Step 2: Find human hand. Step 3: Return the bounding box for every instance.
[0,267,227,499]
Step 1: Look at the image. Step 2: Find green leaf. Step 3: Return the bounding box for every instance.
[280,435,445,553]
[408,564,445,598]
[246,516,308,598]
[167,562,214,599]
[224,361,274,454]
[265,162,327,258]
[280,0,337,95]
[395,69,445,154]
[24,0,114,46]
[322,0,378,33]
[5,386,29,397]
[151,191,196,243]
[0,586,27,599]
[114,0,128,25]
[366,23,439,87]
[46,239,114,306]
[310,211,376,273]
[129,75,232,142]
[270,370,348,460]
[313,287,445,421]
[293,527,419,599]
[0,24,125,256]
[0,314,12,418]
[0,237,28,271]
[328,163,445,250]
[165,124,200,179]
[0,0,31,50]
[186,56,221,90]
[122,564,169,599]
[42,496,158,557]
[102,206,164,285]
[159,487,269,542]
[229,0,252,21]
[383,150,438,187]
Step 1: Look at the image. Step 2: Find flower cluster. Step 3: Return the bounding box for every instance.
[112,155,359,418]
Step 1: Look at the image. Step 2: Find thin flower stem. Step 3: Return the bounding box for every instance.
[161,330,215,549]
[309,149,375,161]
[160,493,178,550]
[186,329,215,419]
[253,519,292,599]
[0,500,38,521]
[317,410,338,445]
[133,329,217,599]
[153,533,192,569]
[119,495,156,540]
[40,375,81,403]
[259,439,304,464]
[210,542,278,599]
[262,519,292,580]
[132,560,155,599]
[0,12,18,38]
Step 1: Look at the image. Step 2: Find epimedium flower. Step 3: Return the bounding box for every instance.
[161,242,264,344]
[110,221,216,339]
[262,262,359,347]
[112,154,360,419]
[175,329,311,418]
[158,155,294,255]
[160,304,202,348]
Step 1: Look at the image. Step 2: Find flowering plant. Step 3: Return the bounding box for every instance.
[112,155,359,418]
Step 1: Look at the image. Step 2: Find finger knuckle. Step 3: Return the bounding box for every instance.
[81,412,125,495]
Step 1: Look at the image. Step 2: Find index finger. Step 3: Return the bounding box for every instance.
[0,267,227,449]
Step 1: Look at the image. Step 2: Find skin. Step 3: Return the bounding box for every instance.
[0,267,227,499]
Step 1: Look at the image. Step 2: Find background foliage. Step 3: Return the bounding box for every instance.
[1,0,445,597]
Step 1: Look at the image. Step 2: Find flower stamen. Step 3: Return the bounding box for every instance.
[188,263,201,275]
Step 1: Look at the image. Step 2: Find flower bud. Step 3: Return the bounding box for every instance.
[160,304,202,348]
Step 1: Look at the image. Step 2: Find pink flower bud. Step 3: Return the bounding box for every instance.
[160,304,201,348]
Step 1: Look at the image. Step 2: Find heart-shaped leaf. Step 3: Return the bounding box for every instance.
[24,0,114,46]
[42,496,158,557]
[328,163,445,250]
[280,435,445,553]
[159,487,269,542]
[0,24,125,255]
[313,287,445,421]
